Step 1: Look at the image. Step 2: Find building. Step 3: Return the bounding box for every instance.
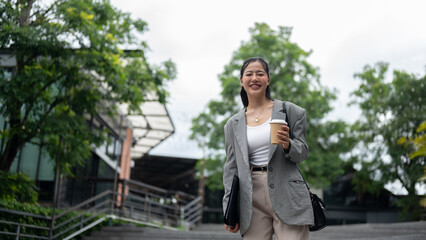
[0,50,175,206]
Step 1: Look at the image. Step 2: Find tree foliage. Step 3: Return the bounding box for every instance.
[0,0,176,173]
[398,121,426,160]
[0,170,38,203]
[191,23,356,191]
[350,62,425,220]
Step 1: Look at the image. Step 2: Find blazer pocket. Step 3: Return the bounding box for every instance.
[287,180,310,216]
[288,180,310,204]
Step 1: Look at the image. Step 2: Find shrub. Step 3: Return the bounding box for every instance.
[0,171,38,204]
[0,199,106,239]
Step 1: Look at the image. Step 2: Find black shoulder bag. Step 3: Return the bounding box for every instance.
[282,101,326,232]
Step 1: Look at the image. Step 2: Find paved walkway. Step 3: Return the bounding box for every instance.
[194,222,426,240]
[85,221,426,240]
[309,221,426,240]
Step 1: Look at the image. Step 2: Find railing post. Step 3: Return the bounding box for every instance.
[180,206,185,230]
[80,215,84,229]
[49,137,63,240]
[147,201,151,222]
[163,207,167,227]
[110,189,114,216]
[144,195,149,221]
[121,179,126,204]
[49,201,56,239]
[15,224,20,240]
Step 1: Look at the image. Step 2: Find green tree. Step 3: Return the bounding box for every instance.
[398,121,426,212]
[191,23,356,191]
[0,0,176,173]
[350,62,425,220]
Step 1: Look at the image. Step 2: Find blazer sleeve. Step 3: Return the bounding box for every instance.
[222,120,238,214]
[286,105,309,164]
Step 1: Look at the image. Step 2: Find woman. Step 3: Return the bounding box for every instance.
[223,57,313,240]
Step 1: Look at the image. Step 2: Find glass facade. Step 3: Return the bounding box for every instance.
[64,154,115,206]
[98,133,122,164]
[3,123,54,182]
[17,142,41,179]
[1,114,120,204]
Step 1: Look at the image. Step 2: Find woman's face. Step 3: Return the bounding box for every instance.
[240,61,270,98]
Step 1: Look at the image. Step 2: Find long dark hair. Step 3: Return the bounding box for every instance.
[239,57,273,107]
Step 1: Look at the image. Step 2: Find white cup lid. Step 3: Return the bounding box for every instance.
[270,119,287,124]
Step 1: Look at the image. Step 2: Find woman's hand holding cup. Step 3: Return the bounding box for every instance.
[270,119,290,150]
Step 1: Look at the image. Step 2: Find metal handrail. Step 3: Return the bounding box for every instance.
[0,219,50,231]
[126,179,196,203]
[2,231,49,240]
[0,179,203,239]
[185,204,203,218]
[184,196,202,211]
[126,179,169,194]
[0,216,51,239]
[0,207,51,220]
[126,193,180,211]
[53,199,110,230]
[62,216,108,240]
[180,195,203,230]
[118,194,181,226]
[55,190,113,219]
[53,191,114,239]
[53,208,110,239]
[120,200,175,217]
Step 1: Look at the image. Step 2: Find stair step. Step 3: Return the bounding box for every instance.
[90,230,238,238]
[85,238,240,240]
[84,225,241,240]
[85,237,240,240]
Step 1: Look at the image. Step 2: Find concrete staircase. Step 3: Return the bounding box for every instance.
[83,222,426,240]
[83,224,242,240]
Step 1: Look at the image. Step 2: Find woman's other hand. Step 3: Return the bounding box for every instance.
[224,223,239,233]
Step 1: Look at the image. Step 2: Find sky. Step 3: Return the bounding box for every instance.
[110,0,426,193]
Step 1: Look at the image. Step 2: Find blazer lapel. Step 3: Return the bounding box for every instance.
[268,100,287,160]
[233,109,250,167]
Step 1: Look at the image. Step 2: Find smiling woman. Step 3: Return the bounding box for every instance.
[222,57,312,239]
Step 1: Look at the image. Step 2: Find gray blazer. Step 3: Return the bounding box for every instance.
[223,99,314,235]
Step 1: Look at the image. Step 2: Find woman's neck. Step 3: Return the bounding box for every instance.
[247,97,271,109]
[245,97,273,126]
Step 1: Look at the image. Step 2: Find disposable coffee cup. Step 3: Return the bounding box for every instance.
[270,119,287,144]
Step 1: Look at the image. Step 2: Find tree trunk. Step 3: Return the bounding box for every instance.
[18,0,35,27]
[0,134,24,171]
[0,1,35,171]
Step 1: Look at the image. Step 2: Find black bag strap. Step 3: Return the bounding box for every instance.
[282,101,293,139]
[282,101,311,191]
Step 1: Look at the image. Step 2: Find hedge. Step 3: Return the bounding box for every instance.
[0,199,108,240]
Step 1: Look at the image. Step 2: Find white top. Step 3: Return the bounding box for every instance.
[247,119,271,166]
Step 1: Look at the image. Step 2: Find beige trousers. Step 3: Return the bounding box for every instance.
[243,171,309,240]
